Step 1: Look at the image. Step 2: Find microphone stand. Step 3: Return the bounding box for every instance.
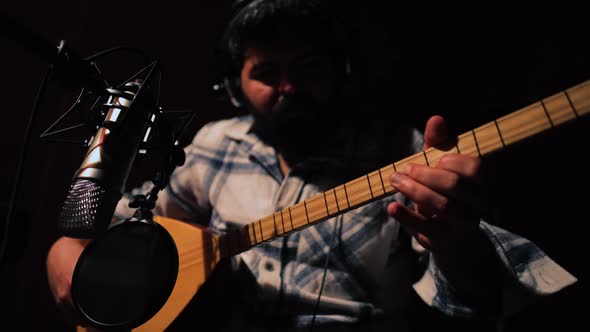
[0,20,84,268]
[1,15,112,268]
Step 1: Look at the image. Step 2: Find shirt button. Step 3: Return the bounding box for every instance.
[264,262,275,272]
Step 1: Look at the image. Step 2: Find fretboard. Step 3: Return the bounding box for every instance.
[219,80,590,257]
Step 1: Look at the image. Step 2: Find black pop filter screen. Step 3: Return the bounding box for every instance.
[72,220,178,330]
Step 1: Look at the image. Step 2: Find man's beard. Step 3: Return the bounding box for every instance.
[251,95,352,165]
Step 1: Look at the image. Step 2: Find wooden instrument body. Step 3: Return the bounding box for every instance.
[77,215,223,332]
[76,80,590,331]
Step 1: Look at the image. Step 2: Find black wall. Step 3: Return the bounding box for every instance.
[1,1,588,331]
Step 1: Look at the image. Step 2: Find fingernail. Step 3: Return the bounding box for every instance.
[390,173,404,187]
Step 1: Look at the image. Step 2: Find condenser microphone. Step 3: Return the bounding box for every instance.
[58,80,156,238]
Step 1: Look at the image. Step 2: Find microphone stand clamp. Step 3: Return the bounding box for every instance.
[128,143,186,222]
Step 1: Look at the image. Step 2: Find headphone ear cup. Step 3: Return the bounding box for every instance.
[214,0,254,109]
[223,76,245,108]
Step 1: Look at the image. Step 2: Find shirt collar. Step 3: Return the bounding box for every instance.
[220,114,366,184]
[223,115,284,183]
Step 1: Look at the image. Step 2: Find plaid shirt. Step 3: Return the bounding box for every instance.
[116,114,576,330]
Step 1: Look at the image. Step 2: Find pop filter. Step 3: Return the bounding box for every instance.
[71,218,178,330]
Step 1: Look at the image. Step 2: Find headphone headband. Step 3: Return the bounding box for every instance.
[215,0,355,108]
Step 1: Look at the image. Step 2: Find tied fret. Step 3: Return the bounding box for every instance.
[219,80,590,257]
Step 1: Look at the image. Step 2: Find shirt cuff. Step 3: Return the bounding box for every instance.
[413,221,577,318]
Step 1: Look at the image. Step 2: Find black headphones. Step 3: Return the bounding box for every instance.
[212,0,355,109]
[211,0,263,108]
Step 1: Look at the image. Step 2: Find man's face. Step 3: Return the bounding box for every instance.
[240,46,338,115]
[240,46,342,160]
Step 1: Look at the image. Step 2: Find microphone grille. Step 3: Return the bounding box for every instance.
[58,179,110,238]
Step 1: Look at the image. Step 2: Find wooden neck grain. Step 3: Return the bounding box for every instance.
[219,80,590,257]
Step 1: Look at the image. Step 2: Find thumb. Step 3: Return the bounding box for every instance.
[423,115,449,150]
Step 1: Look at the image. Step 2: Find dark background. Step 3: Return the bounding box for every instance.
[1,1,588,331]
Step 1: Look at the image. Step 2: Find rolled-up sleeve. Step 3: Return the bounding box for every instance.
[413,221,577,318]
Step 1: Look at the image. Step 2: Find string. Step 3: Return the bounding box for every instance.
[247,109,583,244]
[161,87,590,281]
[245,84,590,243]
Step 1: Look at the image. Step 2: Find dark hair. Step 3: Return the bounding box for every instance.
[223,0,349,65]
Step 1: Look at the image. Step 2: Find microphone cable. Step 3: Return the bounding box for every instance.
[309,214,342,332]
[0,68,51,269]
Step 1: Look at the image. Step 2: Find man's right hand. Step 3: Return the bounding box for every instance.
[46,236,90,324]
